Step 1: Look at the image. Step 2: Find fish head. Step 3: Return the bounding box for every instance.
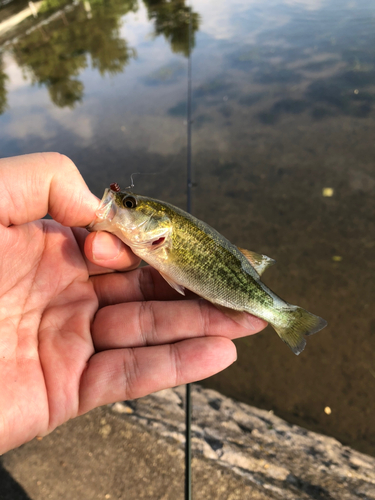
[88,187,172,252]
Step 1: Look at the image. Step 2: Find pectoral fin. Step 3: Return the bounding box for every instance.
[159,271,185,296]
[238,248,276,276]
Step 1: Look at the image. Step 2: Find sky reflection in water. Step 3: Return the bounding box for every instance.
[1,0,375,455]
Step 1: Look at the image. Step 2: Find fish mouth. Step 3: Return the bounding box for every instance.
[87,188,117,231]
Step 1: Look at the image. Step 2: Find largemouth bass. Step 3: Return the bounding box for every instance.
[88,185,327,354]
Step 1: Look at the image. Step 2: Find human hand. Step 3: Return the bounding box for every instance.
[0,153,267,454]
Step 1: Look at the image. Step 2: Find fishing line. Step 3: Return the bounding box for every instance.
[185,4,193,500]
[123,147,184,191]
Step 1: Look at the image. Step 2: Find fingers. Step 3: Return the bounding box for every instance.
[78,336,236,414]
[84,232,141,273]
[92,299,267,350]
[90,266,192,307]
[0,153,99,227]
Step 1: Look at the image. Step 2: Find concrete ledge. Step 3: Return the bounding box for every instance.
[111,384,375,500]
[2,384,375,500]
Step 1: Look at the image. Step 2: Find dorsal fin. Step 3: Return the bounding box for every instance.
[237,247,275,276]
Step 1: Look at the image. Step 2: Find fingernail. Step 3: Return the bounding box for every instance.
[243,313,268,331]
[230,345,238,363]
[92,232,122,261]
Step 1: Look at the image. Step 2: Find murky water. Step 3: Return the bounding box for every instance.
[1,0,375,456]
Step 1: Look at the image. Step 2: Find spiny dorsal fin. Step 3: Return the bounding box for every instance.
[237,247,276,276]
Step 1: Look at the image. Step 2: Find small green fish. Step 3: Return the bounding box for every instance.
[88,186,327,354]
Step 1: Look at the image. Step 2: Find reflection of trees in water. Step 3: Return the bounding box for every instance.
[0,55,8,114]
[11,0,137,109]
[0,0,30,24]
[0,0,199,113]
[144,0,199,57]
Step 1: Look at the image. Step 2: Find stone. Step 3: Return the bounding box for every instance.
[110,384,375,500]
[98,424,111,439]
[152,388,182,405]
[111,402,133,414]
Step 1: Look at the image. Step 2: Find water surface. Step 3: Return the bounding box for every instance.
[1,0,375,455]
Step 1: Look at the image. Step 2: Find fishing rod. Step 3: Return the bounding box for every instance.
[185,4,193,500]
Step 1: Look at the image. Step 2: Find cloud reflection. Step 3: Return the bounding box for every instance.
[0,0,199,113]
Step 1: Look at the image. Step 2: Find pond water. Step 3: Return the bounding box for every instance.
[1,0,375,456]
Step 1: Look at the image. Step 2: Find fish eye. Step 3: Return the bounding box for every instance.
[123,196,137,209]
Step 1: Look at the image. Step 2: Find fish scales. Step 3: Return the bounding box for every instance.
[88,188,327,355]
[157,203,272,312]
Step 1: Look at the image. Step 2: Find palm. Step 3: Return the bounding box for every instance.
[0,220,97,448]
[0,153,266,454]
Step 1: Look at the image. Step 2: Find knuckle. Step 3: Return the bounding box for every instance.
[170,344,182,387]
[122,349,140,400]
[138,301,157,346]
[198,299,210,335]
[46,152,77,174]
[138,267,156,300]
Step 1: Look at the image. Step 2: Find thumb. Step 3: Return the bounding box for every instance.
[0,153,99,227]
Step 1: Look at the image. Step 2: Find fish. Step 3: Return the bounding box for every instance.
[88,185,327,354]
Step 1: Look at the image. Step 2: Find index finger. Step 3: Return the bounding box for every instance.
[92,298,267,351]
[90,266,195,307]
[0,153,99,227]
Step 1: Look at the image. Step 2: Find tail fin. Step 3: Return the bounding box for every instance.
[272,307,327,355]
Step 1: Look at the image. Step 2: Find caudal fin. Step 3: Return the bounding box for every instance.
[272,307,327,355]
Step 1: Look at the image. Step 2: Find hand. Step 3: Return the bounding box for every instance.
[0,153,267,454]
